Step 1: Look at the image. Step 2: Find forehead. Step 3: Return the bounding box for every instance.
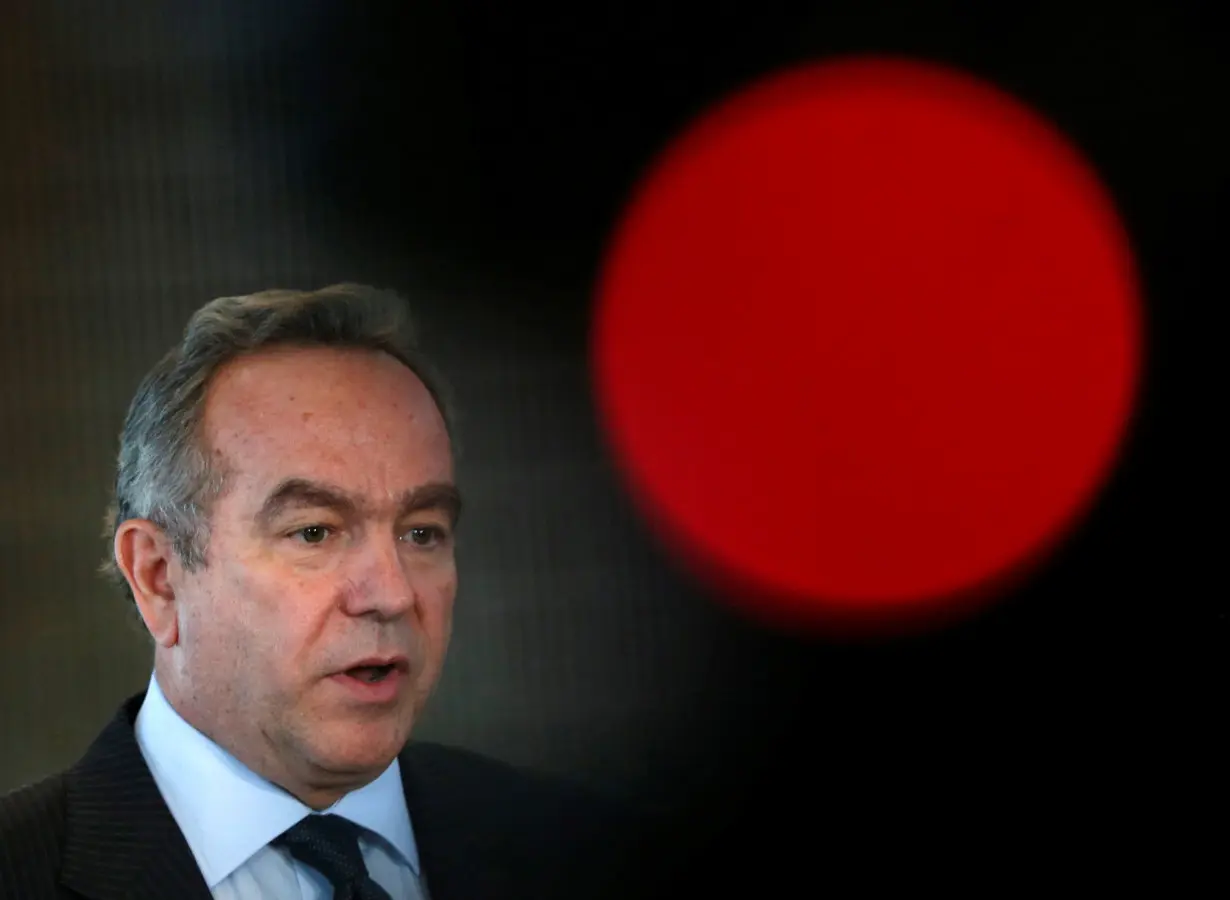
[202,345,452,498]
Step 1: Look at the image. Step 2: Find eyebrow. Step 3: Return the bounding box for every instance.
[254,477,463,530]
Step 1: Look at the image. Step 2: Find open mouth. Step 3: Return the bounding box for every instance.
[346,664,396,683]
[331,657,410,700]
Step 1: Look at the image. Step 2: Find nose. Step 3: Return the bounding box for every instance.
[343,535,418,621]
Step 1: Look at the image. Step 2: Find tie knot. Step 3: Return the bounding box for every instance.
[276,814,381,896]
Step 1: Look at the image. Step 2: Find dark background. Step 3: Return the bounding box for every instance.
[1,0,1221,886]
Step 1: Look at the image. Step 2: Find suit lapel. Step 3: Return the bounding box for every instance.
[59,692,213,900]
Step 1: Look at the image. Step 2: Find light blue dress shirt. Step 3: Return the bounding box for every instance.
[134,673,427,899]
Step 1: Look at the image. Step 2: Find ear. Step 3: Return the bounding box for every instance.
[114,520,181,648]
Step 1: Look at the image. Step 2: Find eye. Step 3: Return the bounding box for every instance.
[292,525,332,544]
[403,525,447,547]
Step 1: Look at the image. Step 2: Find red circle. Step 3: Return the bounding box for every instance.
[591,57,1142,634]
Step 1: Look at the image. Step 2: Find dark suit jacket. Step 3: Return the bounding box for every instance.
[0,693,655,900]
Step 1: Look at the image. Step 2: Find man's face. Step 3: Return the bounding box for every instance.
[167,345,457,799]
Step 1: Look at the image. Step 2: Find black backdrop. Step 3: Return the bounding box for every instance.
[0,0,1221,888]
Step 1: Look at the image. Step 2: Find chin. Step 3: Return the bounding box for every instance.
[318,718,412,773]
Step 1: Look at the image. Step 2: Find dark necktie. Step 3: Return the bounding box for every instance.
[274,813,394,900]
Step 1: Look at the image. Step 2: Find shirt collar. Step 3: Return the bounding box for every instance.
[134,672,420,888]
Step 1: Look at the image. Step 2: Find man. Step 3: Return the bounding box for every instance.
[0,285,650,899]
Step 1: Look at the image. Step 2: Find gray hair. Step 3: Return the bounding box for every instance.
[99,283,455,606]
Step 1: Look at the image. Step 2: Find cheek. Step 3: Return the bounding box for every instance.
[420,569,458,643]
[176,588,254,696]
[201,564,317,664]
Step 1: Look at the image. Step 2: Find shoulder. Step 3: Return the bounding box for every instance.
[402,740,634,830]
[0,771,70,893]
[400,742,662,897]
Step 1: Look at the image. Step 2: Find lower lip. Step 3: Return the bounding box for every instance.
[329,668,406,704]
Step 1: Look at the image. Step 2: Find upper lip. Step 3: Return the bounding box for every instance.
[341,655,409,674]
